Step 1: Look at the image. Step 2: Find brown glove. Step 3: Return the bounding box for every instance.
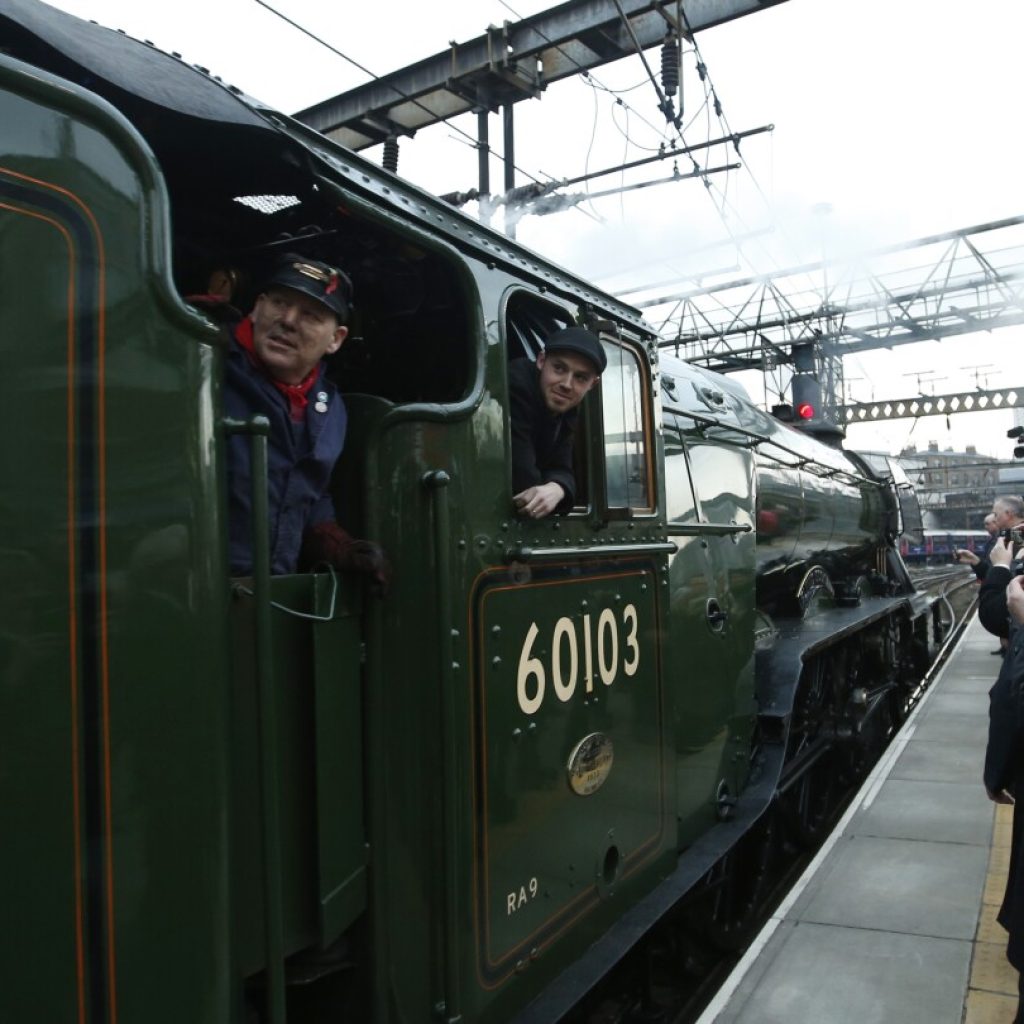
[301,521,391,597]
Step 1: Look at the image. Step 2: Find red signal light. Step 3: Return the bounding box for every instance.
[796,402,815,420]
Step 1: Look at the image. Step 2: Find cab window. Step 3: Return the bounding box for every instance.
[503,292,654,517]
[505,292,574,362]
[602,341,653,513]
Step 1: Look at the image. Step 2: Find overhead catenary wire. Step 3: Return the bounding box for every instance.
[610,0,680,128]
[591,0,796,296]
[259,0,693,223]
[496,0,679,143]
[495,0,688,214]
[253,0,581,207]
[674,2,808,278]
[494,0,680,220]
[260,0,760,237]
[547,0,787,302]
[257,0,788,280]
[488,0,761,229]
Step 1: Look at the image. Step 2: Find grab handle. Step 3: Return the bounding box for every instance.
[224,415,287,1024]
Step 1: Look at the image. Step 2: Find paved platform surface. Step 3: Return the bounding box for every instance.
[697,613,1019,1024]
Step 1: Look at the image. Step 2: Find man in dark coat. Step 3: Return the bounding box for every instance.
[984,573,1024,1022]
[222,254,388,591]
[509,327,606,519]
[961,504,1021,583]
[978,497,1024,640]
[957,512,1000,580]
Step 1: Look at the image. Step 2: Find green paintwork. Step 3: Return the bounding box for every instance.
[0,6,903,1022]
[229,573,365,976]
[663,426,757,845]
[0,60,231,1024]
[470,564,667,990]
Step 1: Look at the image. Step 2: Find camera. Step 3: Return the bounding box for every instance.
[1001,527,1024,577]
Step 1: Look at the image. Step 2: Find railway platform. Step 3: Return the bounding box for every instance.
[697,613,1019,1024]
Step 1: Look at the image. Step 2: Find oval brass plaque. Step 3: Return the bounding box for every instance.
[566,732,614,796]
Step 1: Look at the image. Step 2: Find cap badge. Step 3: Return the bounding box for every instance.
[293,261,331,283]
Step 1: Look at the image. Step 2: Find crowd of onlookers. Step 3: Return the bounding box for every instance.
[957,495,1024,1021]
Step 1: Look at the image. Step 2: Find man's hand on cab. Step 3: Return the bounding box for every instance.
[514,482,566,520]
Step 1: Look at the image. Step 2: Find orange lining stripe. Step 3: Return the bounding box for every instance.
[0,196,86,1024]
[1,165,114,1022]
[63,222,87,1024]
[89,190,116,1024]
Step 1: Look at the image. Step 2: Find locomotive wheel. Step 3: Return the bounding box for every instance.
[778,657,837,847]
[704,814,778,951]
[834,634,901,785]
[781,754,835,848]
[840,684,897,784]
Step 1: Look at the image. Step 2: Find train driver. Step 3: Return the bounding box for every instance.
[509,327,606,519]
[221,254,389,593]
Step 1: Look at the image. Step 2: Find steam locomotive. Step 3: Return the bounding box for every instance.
[0,2,943,1022]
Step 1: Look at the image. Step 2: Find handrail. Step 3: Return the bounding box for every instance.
[504,540,677,562]
[224,415,287,1024]
[663,403,877,488]
[422,469,463,1023]
[664,522,753,537]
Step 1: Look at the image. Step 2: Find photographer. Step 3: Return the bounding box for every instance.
[984,572,1024,1022]
[978,496,1024,639]
[956,511,999,580]
[976,493,1024,1019]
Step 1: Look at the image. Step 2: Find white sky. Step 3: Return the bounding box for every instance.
[39,0,1024,459]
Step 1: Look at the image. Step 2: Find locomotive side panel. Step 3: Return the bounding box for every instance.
[470,563,666,989]
[666,426,757,843]
[341,272,678,1020]
[228,574,367,976]
[754,446,888,612]
[754,457,804,604]
[0,63,231,1024]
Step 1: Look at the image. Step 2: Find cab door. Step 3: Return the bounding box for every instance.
[462,327,675,1021]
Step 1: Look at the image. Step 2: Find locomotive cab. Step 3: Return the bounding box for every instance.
[0,9,679,1016]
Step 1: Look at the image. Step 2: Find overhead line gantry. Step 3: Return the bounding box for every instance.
[641,215,1024,424]
[294,0,786,229]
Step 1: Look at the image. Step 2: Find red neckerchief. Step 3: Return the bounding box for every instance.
[234,317,320,422]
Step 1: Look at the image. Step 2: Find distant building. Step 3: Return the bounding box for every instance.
[896,441,1002,529]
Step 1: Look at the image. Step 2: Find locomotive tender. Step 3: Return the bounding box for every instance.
[0,2,939,1021]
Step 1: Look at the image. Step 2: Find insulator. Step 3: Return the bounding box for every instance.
[661,38,679,95]
[382,136,399,173]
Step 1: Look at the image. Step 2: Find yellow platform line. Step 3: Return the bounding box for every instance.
[965,802,1018,1024]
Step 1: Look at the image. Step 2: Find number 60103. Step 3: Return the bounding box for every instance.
[516,605,639,715]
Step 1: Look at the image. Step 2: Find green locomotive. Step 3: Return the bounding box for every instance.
[0,3,937,1022]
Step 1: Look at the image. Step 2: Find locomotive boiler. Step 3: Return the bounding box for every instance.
[0,3,941,1022]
